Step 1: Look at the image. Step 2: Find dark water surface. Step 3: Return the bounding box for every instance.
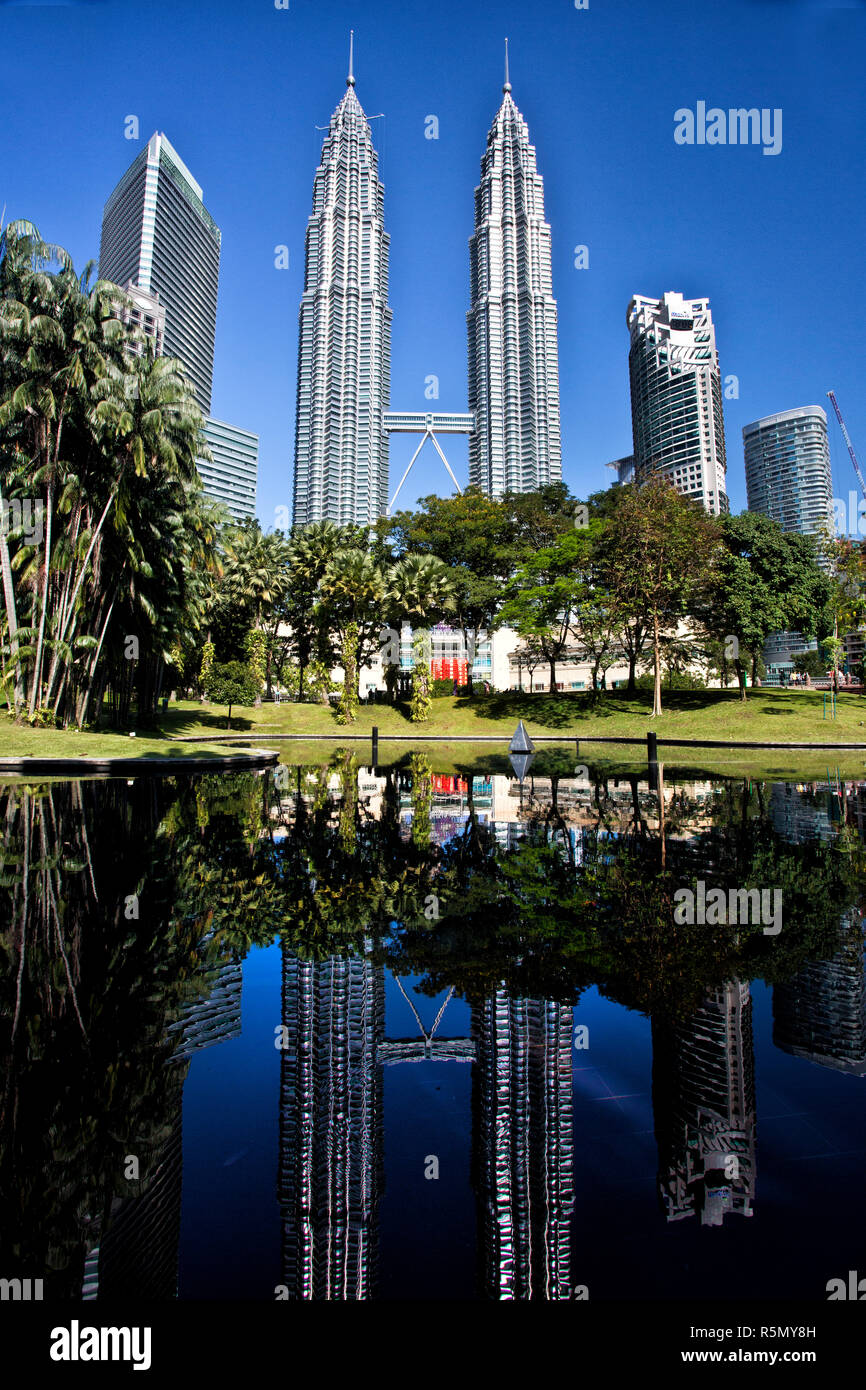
[1,756,864,1301]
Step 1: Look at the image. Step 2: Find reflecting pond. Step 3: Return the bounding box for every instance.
[1,753,865,1300]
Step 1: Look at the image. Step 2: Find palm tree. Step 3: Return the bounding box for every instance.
[387,552,456,623]
[0,224,112,715]
[318,548,388,699]
[285,521,352,701]
[0,223,220,726]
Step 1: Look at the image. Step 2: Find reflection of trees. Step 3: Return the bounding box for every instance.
[0,775,274,1297]
[250,760,863,1020]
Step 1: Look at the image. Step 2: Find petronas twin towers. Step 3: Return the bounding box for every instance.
[291,42,562,529]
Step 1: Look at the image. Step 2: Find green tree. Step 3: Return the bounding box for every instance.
[335,622,360,724]
[318,549,387,699]
[285,521,346,701]
[245,628,266,702]
[707,512,832,700]
[498,525,603,692]
[199,639,215,693]
[207,660,259,728]
[589,485,649,692]
[379,488,511,694]
[0,222,217,727]
[792,649,826,679]
[603,478,718,717]
[409,629,433,722]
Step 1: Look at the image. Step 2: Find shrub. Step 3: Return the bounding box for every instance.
[793,650,827,679]
[635,671,706,692]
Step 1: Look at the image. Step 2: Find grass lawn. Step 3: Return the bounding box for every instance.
[157,687,866,746]
[2,688,866,781]
[268,737,866,783]
[0,720,271,762]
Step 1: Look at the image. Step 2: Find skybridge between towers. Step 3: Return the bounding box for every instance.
[384,411,475,514]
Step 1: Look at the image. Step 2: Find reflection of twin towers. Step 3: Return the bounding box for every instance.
[278,948,575,1300]
[91,913,866,1300]
[277,953,769,1297]
[279,919,866,1297]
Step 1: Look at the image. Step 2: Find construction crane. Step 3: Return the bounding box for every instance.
[827,390,866,502]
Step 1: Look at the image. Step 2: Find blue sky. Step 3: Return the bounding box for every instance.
[2,0,865,527]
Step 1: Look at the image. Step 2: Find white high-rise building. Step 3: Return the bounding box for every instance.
[627,291,728,515]
[291,41,393,528]
[467,48,562,497]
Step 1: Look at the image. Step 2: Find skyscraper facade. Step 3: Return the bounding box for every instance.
[279,947,385,1300]
[99,131,221,414]
[467,62,562,497]
[743,408,834,677]
[627,291,728,515]
[291,55,392,528]
[198,418,258,522]
[472,992,574,1298]
[743,407,833,541]
[114,282,166,359]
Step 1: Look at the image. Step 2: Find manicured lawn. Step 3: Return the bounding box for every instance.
[267,737,866,783]
[0,720,270,762]
[2,688,866,782]
[157,687,866,747]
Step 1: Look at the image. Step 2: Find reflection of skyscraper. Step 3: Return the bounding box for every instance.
[87,954,243,1299]
[94,1097,185,1299]
[168,958,243,1060]
[769,782,833,846]
[467,58,562,497]
[773,911,866,1075]
[279,947,385,1299]
[653,982,756,1226]
[472,992,574,1298]
[291,47,392,527]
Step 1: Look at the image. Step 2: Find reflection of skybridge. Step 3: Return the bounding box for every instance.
[377,978,476,1065]
[384,411,474,515]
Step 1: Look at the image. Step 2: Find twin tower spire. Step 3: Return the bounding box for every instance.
[291,39,562,529]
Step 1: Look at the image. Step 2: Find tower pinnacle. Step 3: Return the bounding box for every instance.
[347,29,355,87]
[468,66,562,496]
[503,37,511,94]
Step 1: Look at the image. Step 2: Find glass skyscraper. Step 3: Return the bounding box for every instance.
[743,406,833,542]
[467,61,562,497]
[627,291,728,515]
[291,53,393,528]
[99,131,221,415]
[743,407,834,676]
[198,419,258,523]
